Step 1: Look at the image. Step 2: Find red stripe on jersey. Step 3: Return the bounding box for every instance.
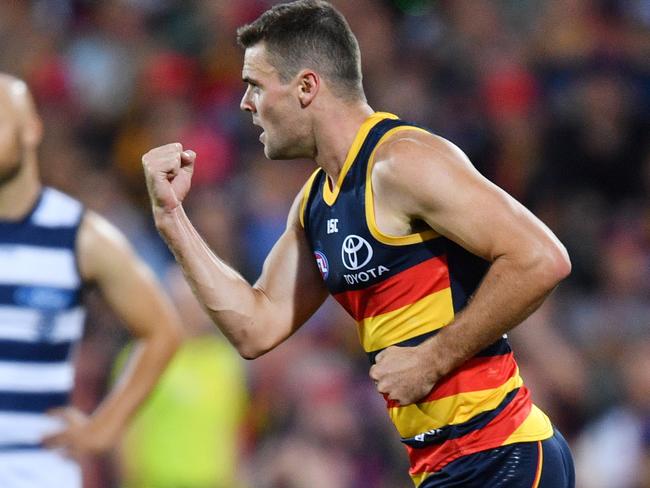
[385,352,517,408]
[407,386,533,475]
[334,256,450,320]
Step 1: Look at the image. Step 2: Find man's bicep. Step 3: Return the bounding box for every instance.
[254,222,329,335]
[379,134,560,262]
[420,171,536,261]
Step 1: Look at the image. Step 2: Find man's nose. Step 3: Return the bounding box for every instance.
[240,91,255,113]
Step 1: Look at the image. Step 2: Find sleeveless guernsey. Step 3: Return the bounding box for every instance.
[300,112,553,486]
[0,187,86,449]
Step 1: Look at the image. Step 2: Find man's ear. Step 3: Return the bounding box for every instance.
[297,70,320,108]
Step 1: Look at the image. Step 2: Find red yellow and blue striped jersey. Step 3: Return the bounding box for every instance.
[300,112,553,486]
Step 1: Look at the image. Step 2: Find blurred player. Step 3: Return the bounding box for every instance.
[142,1,575,486]
[0,73,181,487]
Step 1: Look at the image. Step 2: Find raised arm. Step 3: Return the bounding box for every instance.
[369,130,571,404]
[43,210,182,457]
[142,143,328,359]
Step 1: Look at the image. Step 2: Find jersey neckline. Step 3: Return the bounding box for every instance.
[322,111,399,206]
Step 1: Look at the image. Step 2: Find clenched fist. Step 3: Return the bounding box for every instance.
[142,143,196,217]
[369,344,438,405]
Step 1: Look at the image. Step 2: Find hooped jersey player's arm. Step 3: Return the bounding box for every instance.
[143,145,329,360]
[42,211,182,457]
[369,130,571,404]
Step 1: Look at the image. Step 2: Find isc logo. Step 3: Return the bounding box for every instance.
[327,218,339,234]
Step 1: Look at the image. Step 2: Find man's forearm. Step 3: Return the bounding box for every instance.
[89,333,177,442]
[423,252,569,379]
[155,206,266,353]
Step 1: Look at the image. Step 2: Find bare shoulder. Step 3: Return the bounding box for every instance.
[373,129,475,185]
[77,210,135,282]
[286,187,304,229]
[371,129,480,216]
[78,210,131,255]
[287,168,321,231]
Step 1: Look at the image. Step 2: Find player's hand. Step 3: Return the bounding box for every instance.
[142,143,196,216]
[369,345,438,405]
[41,407,116,460]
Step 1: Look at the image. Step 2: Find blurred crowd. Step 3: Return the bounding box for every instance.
[1,0,649,487]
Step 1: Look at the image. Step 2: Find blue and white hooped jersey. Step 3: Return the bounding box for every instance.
[0,187,86,448]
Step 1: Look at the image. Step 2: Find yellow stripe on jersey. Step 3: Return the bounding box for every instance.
[388,373,524,438]
[299,168,322,228]
[323,112,399,206]
[365,125,440,246]
[357,287,454,352]
[411,471,430,487]
[503,404,554,445]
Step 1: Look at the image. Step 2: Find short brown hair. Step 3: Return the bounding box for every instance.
[237,0,365,101]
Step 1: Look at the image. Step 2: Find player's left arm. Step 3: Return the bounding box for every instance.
[369,130,571,404]
[42,211,182,457]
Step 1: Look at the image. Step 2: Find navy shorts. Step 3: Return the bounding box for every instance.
[420,429,575,488]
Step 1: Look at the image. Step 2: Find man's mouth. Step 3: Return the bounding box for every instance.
[253,120,264,141]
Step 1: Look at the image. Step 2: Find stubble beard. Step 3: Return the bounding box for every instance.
[0,130,25,187]
[264,134,311,161]
[0,152,24,187]
[0,162,22,186]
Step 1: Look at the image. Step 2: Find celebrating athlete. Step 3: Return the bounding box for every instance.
[142,1,575,486]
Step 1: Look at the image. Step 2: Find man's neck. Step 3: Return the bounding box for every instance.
[0,157,41,221]
[313,101,375,184]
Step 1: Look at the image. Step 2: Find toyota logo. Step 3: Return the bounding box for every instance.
[341,235,373,270]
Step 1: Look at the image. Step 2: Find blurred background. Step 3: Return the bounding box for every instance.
[1,0,649,487]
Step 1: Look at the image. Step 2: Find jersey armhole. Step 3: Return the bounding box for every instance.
[299,168,322,229]
[365,126,440,246]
